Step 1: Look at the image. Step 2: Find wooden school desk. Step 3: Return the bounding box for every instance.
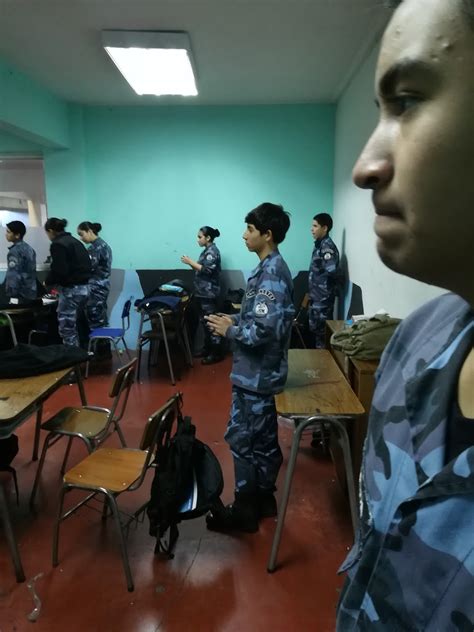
[0,365,87,582]
[0,366,87,459]
[267,349,364,573]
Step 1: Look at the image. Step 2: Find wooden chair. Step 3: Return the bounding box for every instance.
[30,358,137,508]
[52,392,182,592]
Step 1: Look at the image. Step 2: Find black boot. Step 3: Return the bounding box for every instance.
[257,489,278,518]
[206,493,259,533]
[201,343,225,365]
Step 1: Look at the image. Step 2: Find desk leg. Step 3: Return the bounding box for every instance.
[32,405,43,462]
[328,418,358,536]
[267,416,313,573]
[75,366,87,406]
[0,484,25,582]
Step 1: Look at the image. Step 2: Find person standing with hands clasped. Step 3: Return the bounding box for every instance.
[181,226,224,364]
[205,203,295,533]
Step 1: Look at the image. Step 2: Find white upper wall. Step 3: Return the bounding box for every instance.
[332,43,444,319]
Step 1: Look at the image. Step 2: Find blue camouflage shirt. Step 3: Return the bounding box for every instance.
[337,293,474,631]
[308,235,339,304]
[226,249,295,395]
[6,240,37,300]
[194,243,221,299]
[88,237,112,286]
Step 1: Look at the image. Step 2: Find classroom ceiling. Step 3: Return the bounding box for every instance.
[0,0,389,106]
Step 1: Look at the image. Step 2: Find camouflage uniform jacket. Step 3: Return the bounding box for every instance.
[6,240,37,300]
[194,243,221,298]
[308,235,339,305]
[337,293,474,631]
[88,238,112,286]
[226,249,295,395]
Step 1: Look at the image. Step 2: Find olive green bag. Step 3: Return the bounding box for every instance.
[330,314,401,360]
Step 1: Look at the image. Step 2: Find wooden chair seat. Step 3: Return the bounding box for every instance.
[64,447,147,492]
[42,407,109,438]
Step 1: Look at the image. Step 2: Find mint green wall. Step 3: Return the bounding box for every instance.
[0,59,69,148]
[43,105,88,223]
[83,105,335,272]
[0,55,335,273]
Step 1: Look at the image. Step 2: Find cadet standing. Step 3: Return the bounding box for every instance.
[181,225,223,364]
[44,218,91,346]
[77,221,112,331]
[4,221,37,302]
[205,203,295,532]
[308,212,339,348]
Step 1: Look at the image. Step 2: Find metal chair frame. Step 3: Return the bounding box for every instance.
[0,310,18,346]
[136,296,193,384]
[30,358,137,508]
[85,299,133,378]
[52,392,183,592]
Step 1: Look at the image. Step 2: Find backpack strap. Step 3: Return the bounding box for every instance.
[154,523,179,559]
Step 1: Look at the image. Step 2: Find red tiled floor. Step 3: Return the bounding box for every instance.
[0,353,353,631]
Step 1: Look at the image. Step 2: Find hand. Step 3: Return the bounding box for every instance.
[205,313,233,337]
[181,255,193,266]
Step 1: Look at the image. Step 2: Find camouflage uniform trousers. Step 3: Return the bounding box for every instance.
[86,282,110,330]
[225,386,283,494]
[197,297,222,353]
[308,296,335,348]
[57,285,89,346]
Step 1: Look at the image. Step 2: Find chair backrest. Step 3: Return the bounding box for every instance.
[140,392,182,452]
[121,299,132,331]
[127,393,182,491]
[106,357,137,425]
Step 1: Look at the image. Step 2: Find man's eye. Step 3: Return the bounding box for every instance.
[387,94,422,115]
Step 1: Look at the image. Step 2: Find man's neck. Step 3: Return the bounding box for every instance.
[257,244,275,261]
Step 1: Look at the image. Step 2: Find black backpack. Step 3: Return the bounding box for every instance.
[147,414,223,557]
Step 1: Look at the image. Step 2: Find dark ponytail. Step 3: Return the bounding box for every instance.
[78,221,102,235]
[200,226,220,241]
[44,217,68,233]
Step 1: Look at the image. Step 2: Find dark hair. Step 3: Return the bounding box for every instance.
[313,213,333,233]
[245,202,291,245]
[78,221,102,235]
[200,226,220,241]
[6,220,26,239]
[44,217,68,233]
[384,0,474,27]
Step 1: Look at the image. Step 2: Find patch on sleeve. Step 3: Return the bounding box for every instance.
[205,253,215,261]
[323,252,332,260]
[254,301,269,317]
[8,259,17,268]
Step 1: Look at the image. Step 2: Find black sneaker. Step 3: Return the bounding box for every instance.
[206,496,259,533]
[201,354,224,365]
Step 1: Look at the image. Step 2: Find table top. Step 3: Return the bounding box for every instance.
[275,349,365,417]
[0,368,72,424]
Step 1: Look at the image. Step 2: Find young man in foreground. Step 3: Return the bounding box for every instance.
[337,1,474,629]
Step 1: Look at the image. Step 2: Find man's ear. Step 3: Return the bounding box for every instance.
[264,229,273,243]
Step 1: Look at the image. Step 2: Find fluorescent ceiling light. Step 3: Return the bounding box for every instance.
[102,30,198,97]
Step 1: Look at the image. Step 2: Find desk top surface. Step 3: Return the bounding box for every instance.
[0,368,71,423]
[276,349,364,417]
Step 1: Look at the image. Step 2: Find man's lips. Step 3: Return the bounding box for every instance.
[373,198,403,218]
